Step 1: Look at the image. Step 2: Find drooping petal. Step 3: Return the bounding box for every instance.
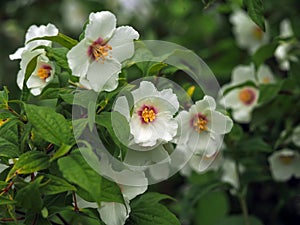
[67,39,90,77]
[85,11,116,41]
[9,47,25,60]
[86,59,121,92]
[98,201,129,225]
[109,26,139,62]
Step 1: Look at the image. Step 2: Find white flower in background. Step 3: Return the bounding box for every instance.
[16,51,55,96]
[268,149,300,181]
[0,163,9,174]
[230,9,269,53]
[67,11,139,92]
[9,23,58,60]
[221,158,244,191]
[61,0,88,32]
[115,81,179,147]
[219,64,274,123]
[76,165,147,225]
[274,19,298,71]
[175,96,233,159]
[9,24,58,95]
[292,125,300,147]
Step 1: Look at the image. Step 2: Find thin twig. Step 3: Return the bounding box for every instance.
[72,192,79,212]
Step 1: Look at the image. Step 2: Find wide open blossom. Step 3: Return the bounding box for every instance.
[230,9,269,54]
[268,149,300,182]
[175,96,233,158]
[274,19,298,71]
[115,81,179,148]
[9,24,58,95]
[67,11,139,92]
[219,64,275,123]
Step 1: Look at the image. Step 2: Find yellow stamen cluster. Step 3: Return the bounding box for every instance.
[37,68,51,80]
[193,117,208,133]
[252,26,264,40]
[239,88,255,105]
[279,155,295,165]
[92,44,112,62]
[141,108,156,123]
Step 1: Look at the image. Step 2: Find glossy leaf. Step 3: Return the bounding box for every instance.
[244,0,266,31]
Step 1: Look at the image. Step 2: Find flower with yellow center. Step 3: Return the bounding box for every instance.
[67,11,139,92]
[268,149,300,181]
[175,96,233,157]
[230,9,269,53]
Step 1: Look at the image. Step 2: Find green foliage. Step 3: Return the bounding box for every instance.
[244,0,266,31]
[29,33,78,49]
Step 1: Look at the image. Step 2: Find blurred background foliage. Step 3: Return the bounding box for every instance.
[1,0,300,224]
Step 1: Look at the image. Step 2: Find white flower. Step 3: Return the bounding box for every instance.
[219,64,274,123]
[221,158,244,191]
[9,24,58,95]
[115,81,179,148]
[292,126,300,147]
[230,9,269,54]
[67,11,139,92]
[274,19,298,71]
[9,23,58,60]
[16,51,55,96]
[76,165,147,225]
[176,96,233,158]
[0,163,9,174]
[268,149,300,182]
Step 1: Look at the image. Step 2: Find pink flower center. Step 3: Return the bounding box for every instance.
[88,37,112,62]
[138,105,157,124]
[37,64,52,80]
[191,113,208,133]
[239,88,256,105]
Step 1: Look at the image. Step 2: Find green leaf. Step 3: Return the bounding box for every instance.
[0,137,19,158]
[0,196,16,205]
[58,150,123,204]
[41,174,76,195]
[25,104,73,146]
[28,33,78,49]
[252,42,278,67]
[45,47,70,70]
[50,143,73,162]
[15,176,43,212]
[0,86,9,109]
[24,54,39,86]
[244,0,266,31]
[214,215,264,225]
[130,192,180,225]
[194,191,229,225]
[147,62,168,76]
[96,112,130,150]
[258,81,283,104]
[237,137,272,153]
[6,151,50,181]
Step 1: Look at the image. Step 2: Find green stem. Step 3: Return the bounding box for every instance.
[239,194,250,225]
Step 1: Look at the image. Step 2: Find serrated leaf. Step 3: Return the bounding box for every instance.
[0,196,16,205]
[29,33,78,49]
[41,174,76,195]
[6,151,50,181]
[25,104,73,146]
[130,192,180,225]
[244,0,266,31]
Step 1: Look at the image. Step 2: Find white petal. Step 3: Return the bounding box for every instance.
[109,26,139,62]
[221,159,241,189]
[194,95,216,112]
[114,96,131,121]
[220,89,242,109]
[232,107,253,123]
[85,11,116,41]
[98,201,129,225]
[174,110,192,144]
[149,161,170,181]
[67,39,90,77]
[292,126,300,147]
[257,64,275,84]
[131,81,158,103]
[86,59,121,92]
[9,47,25,60]
[0,164,8,173]
[207,111,233,134]
[76,195,98,209]
[16,70,25,90]
[231,64,256,85]
[79,77,92,89]
[279,19,293,38]
[157,88,179,113]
